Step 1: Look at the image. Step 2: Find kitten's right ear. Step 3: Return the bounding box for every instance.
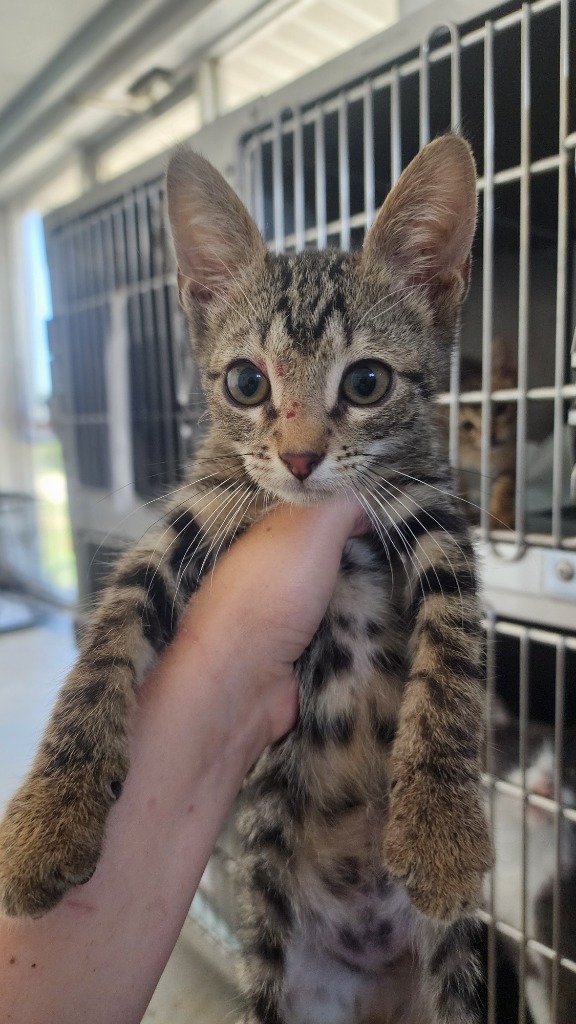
[166,148,266,306]
[362,134,477,308]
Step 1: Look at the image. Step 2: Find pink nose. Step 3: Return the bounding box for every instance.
[280,451,324,481]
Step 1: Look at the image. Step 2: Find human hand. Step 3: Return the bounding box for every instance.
[175,496,367,766]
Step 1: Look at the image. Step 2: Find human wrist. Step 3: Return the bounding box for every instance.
[185,601,296,771]
[161,605,269,791]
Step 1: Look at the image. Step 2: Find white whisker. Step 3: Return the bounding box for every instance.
[354,490,398,597]
[89,469,228,576]
[367,472,465,623]
[359,478,426,609]
[390,466,515,533]
[382,475,475,579]
[205,487,259,590]
[146,475,242,587]
[171,480,249,599]
[199,487,255,581]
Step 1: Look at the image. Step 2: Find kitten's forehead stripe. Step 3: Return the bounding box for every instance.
[268,252,351,351]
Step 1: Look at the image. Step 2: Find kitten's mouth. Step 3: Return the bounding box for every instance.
[273,477,334,505]
[245,453,335,504]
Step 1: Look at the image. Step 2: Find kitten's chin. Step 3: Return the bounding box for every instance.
[259,477,336,507]
[277,487,333,507]
[243,459,340,506]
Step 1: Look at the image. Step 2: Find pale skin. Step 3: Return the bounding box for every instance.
[0,499,365,1024]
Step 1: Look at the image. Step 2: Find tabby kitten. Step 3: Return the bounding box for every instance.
[453,337,517,529]
[0,136,492,1023]
[488,715,576,1024]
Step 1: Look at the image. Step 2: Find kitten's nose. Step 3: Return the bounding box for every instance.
[280,451,324,481]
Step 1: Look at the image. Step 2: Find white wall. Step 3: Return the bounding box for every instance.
[0,204,34,494]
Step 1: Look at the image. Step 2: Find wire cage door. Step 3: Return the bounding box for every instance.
[239,2,576,1020]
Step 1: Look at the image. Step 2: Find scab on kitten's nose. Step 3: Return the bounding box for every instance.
[280,450,325,480]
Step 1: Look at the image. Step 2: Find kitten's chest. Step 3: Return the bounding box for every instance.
[298,536,406,728]
[291,537,405,823]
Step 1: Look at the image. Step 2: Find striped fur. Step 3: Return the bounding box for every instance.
[0,136,492,1022]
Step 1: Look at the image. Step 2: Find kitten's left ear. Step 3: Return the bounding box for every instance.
[362,134,477,306]
[166,148,266,305]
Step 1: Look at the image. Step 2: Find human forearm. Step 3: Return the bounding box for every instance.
[0,631,257,1024]
[0,499,363,1024]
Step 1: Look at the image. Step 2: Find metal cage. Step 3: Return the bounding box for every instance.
[236,6,576,1017]
[43,0,575,1019]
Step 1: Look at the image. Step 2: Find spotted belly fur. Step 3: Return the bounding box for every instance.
[239,538,422,1023]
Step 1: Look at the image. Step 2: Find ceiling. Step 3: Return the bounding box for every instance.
[0,0,112,112]
[0,0,406,211]
[0,0,243,206]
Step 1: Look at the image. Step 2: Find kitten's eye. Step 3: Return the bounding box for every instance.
[226,361,270,406]
[461,420,475,432]
[341,361,391,406]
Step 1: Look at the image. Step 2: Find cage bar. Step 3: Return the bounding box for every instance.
[363,80,375,229]
[551,638,566,1022]
[252,138,266,236]
[518,628,530,1024]
[337,94,350,249]
[293,110,305,252]
[390,65,402,184]
[314,107,328,249]
[272,116,285,254]
[512,2,532,556]
[551,0,570,545]
[485,611,498,1024]
[481,18,495,540]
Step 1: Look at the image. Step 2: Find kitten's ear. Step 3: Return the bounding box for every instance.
[166,148,266,304]
[362,134,477,303]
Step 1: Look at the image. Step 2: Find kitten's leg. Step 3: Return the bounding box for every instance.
[383,502,493,921]
[424,919,482,1024]
[0,505,204,917]
[235,764,296,1024]
[236,866,290,1024]
[489,472,515,529]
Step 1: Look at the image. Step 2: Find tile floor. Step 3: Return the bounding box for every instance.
[0,609,236,1023]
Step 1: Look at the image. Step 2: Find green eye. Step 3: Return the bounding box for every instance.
[341,361,391,406]
[226,361,271,406]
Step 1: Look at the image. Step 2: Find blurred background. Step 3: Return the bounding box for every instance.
[0,0,574,1021]
[0,0,412,616]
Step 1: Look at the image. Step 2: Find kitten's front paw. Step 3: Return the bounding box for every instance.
[0,772,122,917]
[384,775,493,922]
